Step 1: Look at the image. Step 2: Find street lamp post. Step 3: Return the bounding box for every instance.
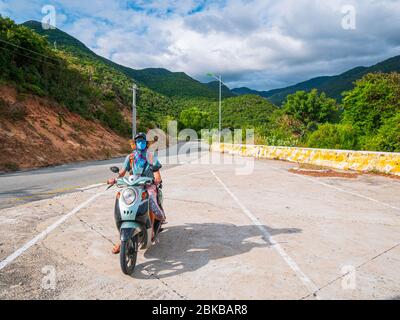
[207,73,224,142]
[132,83,138,139]
[218,75,222,143]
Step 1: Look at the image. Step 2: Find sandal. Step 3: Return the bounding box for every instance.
[112,243,121,254]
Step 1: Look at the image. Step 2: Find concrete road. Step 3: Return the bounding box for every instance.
[0,141,197,210]
[0,150,400,300]
[0,157,126,210]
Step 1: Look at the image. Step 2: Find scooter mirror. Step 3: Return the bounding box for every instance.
[110,166,120,173]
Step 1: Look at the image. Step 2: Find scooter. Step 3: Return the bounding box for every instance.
[108,166,164,275]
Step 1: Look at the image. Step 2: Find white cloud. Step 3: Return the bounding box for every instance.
[2,0,400,90]
[0,1,8,16]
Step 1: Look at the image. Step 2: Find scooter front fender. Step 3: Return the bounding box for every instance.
[120,222,142,241]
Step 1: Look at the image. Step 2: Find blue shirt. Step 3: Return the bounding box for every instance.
[123,149,161,178]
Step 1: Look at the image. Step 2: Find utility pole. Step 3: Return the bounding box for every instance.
[132,83,137,139]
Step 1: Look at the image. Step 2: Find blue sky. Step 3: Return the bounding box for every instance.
[1,0,400,91]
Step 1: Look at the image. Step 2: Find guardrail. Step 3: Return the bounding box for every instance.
[211,143,400,176]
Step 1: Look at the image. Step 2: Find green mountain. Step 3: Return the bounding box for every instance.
[125,68,221,99]
[232,56,400,105]
[23,20,92,55]
[22,21,227,100]
[231,87,269,96]
[205,81,236,99]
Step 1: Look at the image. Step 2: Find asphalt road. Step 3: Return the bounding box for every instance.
[0,141,201,209]
[1,149,400,299]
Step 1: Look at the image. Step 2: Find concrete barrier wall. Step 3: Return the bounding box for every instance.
[211,143,400,176]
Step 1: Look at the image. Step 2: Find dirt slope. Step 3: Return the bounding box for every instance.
[0,86,130,172]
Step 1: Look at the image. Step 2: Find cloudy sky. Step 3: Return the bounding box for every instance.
[1,0,400,90]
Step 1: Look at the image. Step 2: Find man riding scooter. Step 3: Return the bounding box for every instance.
[107,132,166,254]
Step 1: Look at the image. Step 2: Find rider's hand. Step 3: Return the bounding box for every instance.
[107,178,116,185]
[154,171,162,185]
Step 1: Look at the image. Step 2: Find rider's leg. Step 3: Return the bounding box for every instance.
[146,185,165,221]
[112,197,122,254]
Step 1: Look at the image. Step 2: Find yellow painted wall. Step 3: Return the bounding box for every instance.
[211,144,400,176]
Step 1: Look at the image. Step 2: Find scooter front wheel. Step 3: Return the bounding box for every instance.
[120,235,138,275]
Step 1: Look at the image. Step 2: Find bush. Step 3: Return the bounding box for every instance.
[307,123,359,150]
[362,113,400,152]
[3,162,20,172]
[22,83,46,97]
[264,135,300,147]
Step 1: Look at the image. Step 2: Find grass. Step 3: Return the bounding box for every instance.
[3,162,20,172]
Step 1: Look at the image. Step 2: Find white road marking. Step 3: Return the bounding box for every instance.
[78,183,106,191]
[210,170,321,299]
[0,192,104,271]
[187,169,215,177]
[287,171,400,215]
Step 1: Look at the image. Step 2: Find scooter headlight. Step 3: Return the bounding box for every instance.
[122,188,136,205]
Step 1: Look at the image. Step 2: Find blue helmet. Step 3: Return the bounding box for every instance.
[134,132,147,151]
[134,132,147,142]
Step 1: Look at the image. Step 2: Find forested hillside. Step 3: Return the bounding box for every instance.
[233,56,400,106]
[0,16,176,170]
[174,95,277,132]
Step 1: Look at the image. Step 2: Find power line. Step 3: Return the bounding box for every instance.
[0,36,126,95]
[0,37,62,63]
[0,45,61,68]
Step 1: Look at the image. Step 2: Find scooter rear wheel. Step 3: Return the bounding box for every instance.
[120,235,138,275]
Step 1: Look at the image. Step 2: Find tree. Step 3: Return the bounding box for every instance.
[342,73,400,135]
[282,89,340,136]
[179,107,211,132]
